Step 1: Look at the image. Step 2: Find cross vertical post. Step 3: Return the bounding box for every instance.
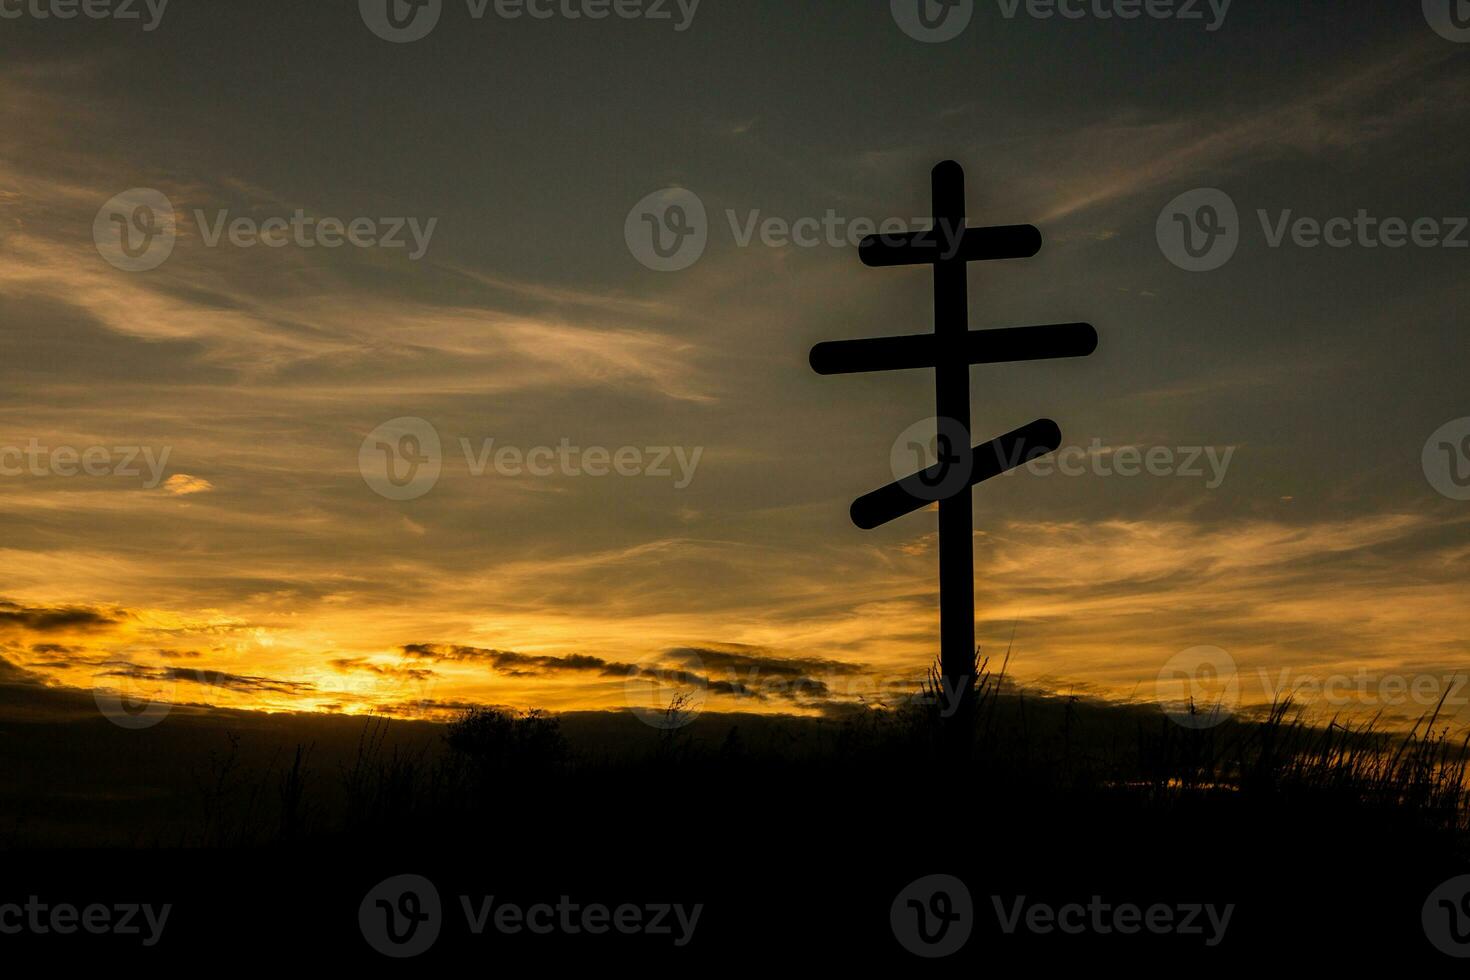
[810,159,1098,749]
[931,161,977,720]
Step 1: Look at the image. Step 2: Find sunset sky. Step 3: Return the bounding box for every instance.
[1,2,1467,727]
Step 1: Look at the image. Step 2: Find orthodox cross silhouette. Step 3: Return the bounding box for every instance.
[810,160,1097,723]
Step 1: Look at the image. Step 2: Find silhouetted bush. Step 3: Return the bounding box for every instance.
[445,707,568,774]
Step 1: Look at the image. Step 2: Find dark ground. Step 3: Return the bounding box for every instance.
[1,682,1466,967]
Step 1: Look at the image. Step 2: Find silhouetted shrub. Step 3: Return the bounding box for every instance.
[445,707,568,774]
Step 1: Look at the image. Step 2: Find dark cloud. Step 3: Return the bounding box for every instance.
[21,646,208,672]
[401,642,869,708]
[666,646,867,678]
[0,600,125,633]
[26,655,114,670]
[31,643,81,654]
[402,644,642,678]
[373,698,488,718]
[0,656,48,688]
[402,642,771,699]
[661,646,883,702]
[97,663,316,696]
[330,657,435,682]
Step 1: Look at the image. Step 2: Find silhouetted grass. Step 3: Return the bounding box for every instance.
[4,659,1467,857]
[165,673,1464,852]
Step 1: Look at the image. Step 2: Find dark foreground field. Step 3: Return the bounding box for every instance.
[2,674,1468,967]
